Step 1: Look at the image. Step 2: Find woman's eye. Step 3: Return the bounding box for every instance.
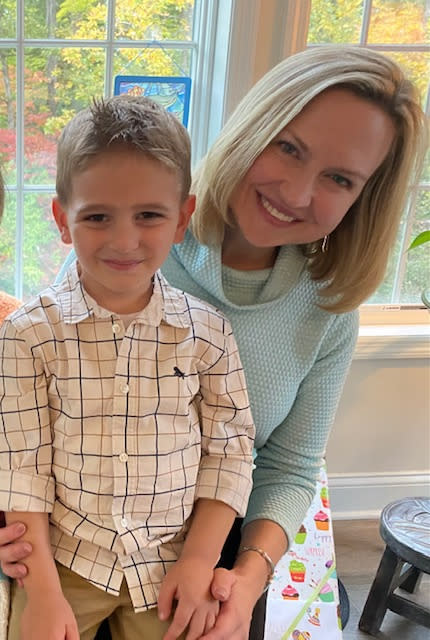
[330,174,352,188]
[278,140,298,155]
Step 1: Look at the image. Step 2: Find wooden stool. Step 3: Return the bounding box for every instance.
[359,497,430,635]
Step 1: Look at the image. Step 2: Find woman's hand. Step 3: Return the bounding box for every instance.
[0,521,31,582]
[199,567,262,640]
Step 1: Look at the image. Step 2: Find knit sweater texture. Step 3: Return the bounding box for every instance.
[163,231,359,545]
[59,236,359,546]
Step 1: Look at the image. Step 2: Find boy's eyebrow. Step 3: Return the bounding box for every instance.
[76,202,172,214]
[282,130,369,182]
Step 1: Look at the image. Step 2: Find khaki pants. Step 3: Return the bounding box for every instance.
[8,563,185,640]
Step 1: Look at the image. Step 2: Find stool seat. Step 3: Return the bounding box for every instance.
[359,496,430,635]
[381,497,430,571]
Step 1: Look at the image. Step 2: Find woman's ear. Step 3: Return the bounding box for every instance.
[52,197,72,245]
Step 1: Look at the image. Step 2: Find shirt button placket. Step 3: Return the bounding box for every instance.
[112,322,122,335]
[120,382,129,394]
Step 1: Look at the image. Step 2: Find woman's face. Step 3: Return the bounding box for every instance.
[227,88,395,265]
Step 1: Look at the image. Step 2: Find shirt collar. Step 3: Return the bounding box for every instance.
[57,260,192,328]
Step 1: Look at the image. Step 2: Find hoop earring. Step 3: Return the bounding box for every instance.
[321,235,329,253]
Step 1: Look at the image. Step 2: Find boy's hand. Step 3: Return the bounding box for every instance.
[158,557,220,640]
[20,592,79,640]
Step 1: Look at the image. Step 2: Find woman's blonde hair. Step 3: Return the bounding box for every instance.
[191,45,428,312]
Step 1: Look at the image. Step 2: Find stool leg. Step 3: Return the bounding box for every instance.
[359,545,403,635]
[399,566,422,594]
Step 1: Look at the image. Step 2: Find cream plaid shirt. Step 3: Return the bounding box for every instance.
[0,263,255,612]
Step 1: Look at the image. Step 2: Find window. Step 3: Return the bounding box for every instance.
[307,0,429,307]
[0,0,230,300]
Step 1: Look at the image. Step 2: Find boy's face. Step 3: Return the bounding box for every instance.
[53,149,194,314]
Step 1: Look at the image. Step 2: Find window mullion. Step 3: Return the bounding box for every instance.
[105,0,116,96]
[15,0,25,299]
[390,190,419,303]
[360,0,372,45]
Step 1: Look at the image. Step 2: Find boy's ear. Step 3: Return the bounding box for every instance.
[174,194,195,244]
[52,197,72,245]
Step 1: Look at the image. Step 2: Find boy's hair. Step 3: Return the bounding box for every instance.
[191,45,428,312]
[56,95,191,205]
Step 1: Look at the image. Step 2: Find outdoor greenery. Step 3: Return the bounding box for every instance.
[0,0,428,303]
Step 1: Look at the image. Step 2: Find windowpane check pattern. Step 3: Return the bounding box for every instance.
[308,0,429,305]
[0,266,255,611]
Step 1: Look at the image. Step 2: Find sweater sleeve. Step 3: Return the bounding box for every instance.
[243,309,359,547]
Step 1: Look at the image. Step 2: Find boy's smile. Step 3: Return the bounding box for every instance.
[53,148,194,314]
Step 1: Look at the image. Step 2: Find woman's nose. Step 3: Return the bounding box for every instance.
[279,169,314,208]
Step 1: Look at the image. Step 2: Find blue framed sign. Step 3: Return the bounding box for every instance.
[114,75,192,127]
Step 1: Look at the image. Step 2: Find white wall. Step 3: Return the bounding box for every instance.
[326,355,430,519]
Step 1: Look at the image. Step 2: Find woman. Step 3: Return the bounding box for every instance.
[0,46,427,640]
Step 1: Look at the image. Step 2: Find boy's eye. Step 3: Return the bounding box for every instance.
[330,174,352,188]
[138,211,163,220]
[85,213,107,222]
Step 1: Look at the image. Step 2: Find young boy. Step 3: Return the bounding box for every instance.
[0,96,255,640]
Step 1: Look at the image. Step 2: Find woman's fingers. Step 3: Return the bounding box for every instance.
[209,567,236,602]
[0,522,31,579]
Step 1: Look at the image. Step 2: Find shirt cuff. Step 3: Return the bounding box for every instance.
[195,456,253,517]
[0,470,55,512]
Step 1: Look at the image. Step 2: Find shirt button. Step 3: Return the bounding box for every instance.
[119,452,128,463]
[120,383,129,394]
[121,518,128,528]
[112,323,121,334]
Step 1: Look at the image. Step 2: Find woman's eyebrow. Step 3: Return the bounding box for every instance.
[283,130,369,182]
[281,130,309,154]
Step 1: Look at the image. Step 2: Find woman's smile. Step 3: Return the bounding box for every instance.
[259,194,299,224]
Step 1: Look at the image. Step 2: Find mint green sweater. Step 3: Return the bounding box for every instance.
[163,232,358,545]
[59,235,358,546]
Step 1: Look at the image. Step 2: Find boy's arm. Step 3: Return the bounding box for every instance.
[194,317,255,516]
[157,498,236,640]
[5,512,79,640]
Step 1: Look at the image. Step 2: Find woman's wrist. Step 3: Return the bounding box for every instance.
[233,549,270,597]
[233,518,289,596]
[237,545,275,592]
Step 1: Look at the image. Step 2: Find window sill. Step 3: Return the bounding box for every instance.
[355,308,430,359]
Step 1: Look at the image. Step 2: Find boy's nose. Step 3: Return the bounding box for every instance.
[109,222,140,252]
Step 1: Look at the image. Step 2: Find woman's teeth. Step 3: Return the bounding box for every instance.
[261,195,295,222]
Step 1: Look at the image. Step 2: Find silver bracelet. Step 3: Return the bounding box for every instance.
[237,545,275,592]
